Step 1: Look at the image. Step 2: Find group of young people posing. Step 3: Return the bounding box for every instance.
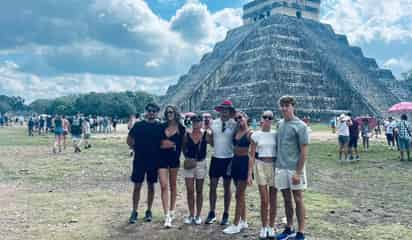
[127,96,309,240]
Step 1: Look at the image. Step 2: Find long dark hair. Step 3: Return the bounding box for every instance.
[163,105,181,123]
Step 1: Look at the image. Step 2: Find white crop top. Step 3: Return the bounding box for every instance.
[251,130,276,158]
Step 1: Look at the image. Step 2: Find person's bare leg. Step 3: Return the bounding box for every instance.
[293,190,305,233]
[223,178,232,214]
[209,177,219,212]
[169,168,179,212]
[132,183,142,211]
[147,183,155,211]
[185,178,195,217]
[158,169,169,215]
[195,179,204,217]
[282,189,294,228]
[235,180,247,224]
[258,185,269,227]
[269,186,277,228]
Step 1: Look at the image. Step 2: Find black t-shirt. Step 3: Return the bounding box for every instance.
[349,119,359,137]
[129,120,163,166]
[70,117,82,135]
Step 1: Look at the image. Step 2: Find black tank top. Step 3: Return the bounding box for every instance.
[184,131,207,161]
[233,131,251,148]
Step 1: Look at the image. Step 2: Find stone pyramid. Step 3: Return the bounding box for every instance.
[162,14,401,120]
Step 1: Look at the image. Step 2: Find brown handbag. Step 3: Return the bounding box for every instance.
[183,158,197,170]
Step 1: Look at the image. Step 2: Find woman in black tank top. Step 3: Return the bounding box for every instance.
[159,105,186,227]
[182,114,208,224]
[224,111,252,234]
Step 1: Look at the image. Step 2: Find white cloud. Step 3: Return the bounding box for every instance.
[321,0,412,44]
[0,0,244,100]
[383,57,412,73]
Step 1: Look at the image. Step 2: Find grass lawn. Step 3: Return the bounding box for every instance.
[0,125,411,240]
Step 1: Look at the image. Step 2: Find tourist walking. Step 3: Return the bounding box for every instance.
[205,100,237,225]
[62,116,70,150]
[182,114,208,225]
[384,117,396,149]
[82,118,92,149]
[249,110,277,239]
[361,119,370,151]
[336,114,351,161]
[276,96,309,240]
[159,105,186,228]
[71,113,83,153]
[223,111,252,235]
[396,114,411,161]
[127,103,163,224]
[347,113,359,161]
[52,114,64,153]
[28,116,35,136]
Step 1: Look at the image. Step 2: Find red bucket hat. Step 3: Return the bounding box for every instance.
[215,100,235,112]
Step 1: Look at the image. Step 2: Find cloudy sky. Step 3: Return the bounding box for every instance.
[0,0,411,102]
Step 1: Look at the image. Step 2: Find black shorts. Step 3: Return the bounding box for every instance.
[131,160,158,184]
[349,136,358,148]
[209,157,232,179]
[158,157,180,169]
[231,155,249,181]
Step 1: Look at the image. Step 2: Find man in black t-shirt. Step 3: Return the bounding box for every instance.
[127,103,163,224]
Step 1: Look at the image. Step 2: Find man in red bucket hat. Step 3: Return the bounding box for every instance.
[204,100,238,226]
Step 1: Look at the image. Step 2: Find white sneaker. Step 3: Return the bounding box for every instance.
[184,216,194,225]
[169,210,175,221]
[267,227,276,238]
[239,220,248,230]
[259,227,268,239]
[194,216,202,225]
[223,224,241,235]
[164,215,172,228]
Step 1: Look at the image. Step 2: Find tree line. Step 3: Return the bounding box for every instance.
[1,91,156,118]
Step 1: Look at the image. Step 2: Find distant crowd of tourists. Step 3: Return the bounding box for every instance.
[127,96,309,240]
[331,113,412,162]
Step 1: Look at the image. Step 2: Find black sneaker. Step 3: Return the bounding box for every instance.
[205,211,216,224]
[143,210,152,222]
[276,227,296,240]
[220,212,229,225]
[129,211,138,224]
[295,232,305,240]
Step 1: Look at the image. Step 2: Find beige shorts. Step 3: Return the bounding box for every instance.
[254,160,275,187]
[275,168,307,191]
[182,160,207,179]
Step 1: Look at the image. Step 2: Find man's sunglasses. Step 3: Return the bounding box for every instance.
[147,109,158,113]
[262,115,273,120]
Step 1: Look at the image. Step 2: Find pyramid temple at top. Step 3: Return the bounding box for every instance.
[162,0,408,120]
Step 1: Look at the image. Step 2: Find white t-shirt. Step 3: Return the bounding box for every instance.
[337,121,349,136]
[251,130,276,158]
[210,118,236,158]
[385,121,396,134]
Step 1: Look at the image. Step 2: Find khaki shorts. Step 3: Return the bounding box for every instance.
[254,160,275,187]
[275,168,307,191]
[182,160,207,179]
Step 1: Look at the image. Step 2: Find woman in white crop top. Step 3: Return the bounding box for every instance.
[248,110,278,239]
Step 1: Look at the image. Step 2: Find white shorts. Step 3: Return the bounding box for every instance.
[275,168,307,191]
[182,160,207,179]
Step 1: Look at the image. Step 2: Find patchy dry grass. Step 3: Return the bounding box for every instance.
[1,125,412,240]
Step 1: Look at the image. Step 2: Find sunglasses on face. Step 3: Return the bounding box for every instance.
[147,109,157,113]
[166,111,175,114]
[262,115,273,120]
[235,116,243,121]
